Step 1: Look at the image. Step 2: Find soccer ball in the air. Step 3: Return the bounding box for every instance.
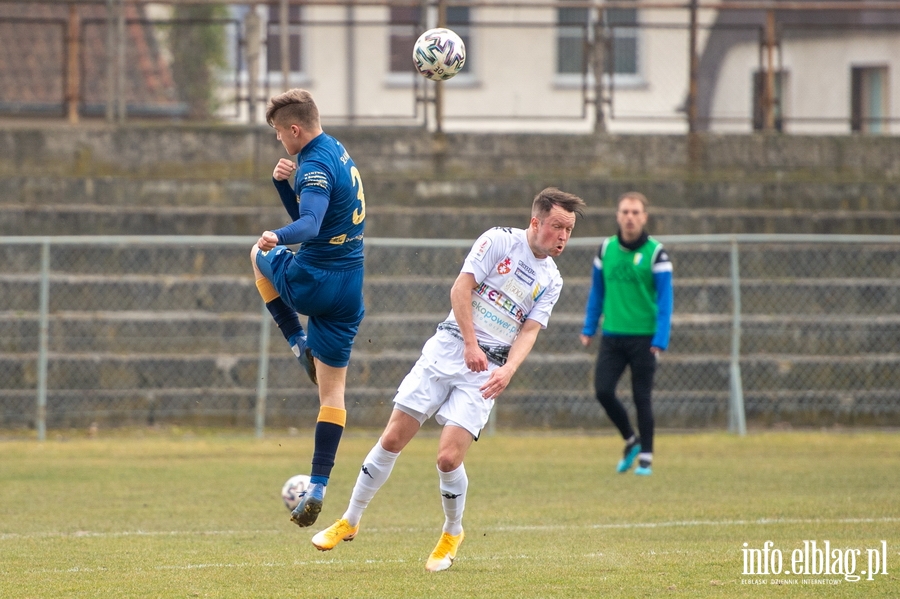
[281,474,311,511]
[412,27,466,81]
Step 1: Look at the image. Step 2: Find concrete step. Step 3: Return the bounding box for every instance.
[4,312,899,356]
[0,244,471,278]
[3,242,899,280]
[0,243,256,278]
[3,175,900,212]
[339,177,900,212]
[3,273,899,315]
[2,385,896,430]
[5,127,900,183]
[494,388,900,428]
[0,274,261,313]
[0,177,273,208]
[5,203,900,237]
[3,351,899,394]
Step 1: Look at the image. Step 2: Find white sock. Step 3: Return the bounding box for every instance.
[438,463,467,536]
[638,452,653,463]
[342,440,400,527]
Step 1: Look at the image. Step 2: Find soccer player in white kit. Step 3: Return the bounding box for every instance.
[311,188,586,571]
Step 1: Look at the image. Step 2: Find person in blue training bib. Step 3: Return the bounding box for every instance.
[250,88,366,528]
[580,191,673,476]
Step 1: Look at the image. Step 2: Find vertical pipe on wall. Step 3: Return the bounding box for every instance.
[434,0,446,134]
[280,0,289,92]
[763,10,776,132]
[116,0,126,123]
[592,9,606,133]
[245,9,261,124]
[728,239,746,436]
[346,2,356,123]
[105,0,115,122]
[687,0,699,133]
[255,301,272,439]
[66,5,81,124]
[36,241,51,442]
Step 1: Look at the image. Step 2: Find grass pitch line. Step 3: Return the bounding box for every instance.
[0,529,283,541]
[492,515,900,533]
[4,515,898,543]
[33,554,517,576]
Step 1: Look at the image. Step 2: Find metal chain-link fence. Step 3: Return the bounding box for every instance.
[2,235,899,436]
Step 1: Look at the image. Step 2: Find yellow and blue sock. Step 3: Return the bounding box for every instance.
[310,406,346,486]
[255,279,303,344]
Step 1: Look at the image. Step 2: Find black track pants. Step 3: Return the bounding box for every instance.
[593,334,656,453]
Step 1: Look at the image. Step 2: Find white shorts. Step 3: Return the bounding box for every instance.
[393,329,497,438]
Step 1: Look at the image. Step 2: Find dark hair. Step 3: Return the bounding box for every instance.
[265,89,320,129]
[532,187,586,219]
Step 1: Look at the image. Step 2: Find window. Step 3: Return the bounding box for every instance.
[556,6,638,77]
[389,6,471,76]
[753,70,785,131]
[606,9,638,76]
[557,8,587,75]
[446,7,472,76]
[852,66,888,134]
[266,3,302,73]
[389,6,422,74]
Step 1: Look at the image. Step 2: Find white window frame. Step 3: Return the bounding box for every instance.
[385,5,475,88]
[264,3,307,81]
[555,6,643,89]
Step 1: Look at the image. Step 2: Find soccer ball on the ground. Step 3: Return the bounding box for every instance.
[413,27,466,81]
[281,474,311,511]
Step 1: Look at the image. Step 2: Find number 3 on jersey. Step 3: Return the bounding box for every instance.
[351,166,366,225]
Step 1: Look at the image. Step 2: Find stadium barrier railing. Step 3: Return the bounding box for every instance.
[2,234,899,439]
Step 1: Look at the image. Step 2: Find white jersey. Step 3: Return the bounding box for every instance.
[446,227,564,347]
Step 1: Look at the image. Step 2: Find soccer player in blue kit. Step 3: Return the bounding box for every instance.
[250,89,366,528]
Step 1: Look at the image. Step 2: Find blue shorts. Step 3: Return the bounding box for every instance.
[256,246,364,368]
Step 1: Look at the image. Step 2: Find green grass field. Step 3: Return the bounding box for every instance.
[1,429,898,598]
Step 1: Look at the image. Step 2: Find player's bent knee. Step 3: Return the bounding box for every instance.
[250,247,267,278]
[435,451,464,473]
[380,436,405,453]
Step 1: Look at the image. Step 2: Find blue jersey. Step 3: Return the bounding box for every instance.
[274,132,366,269]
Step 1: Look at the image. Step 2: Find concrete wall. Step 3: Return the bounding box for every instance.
[2,125,899,238]
[3,125,899,429]
[3,124,900,182]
